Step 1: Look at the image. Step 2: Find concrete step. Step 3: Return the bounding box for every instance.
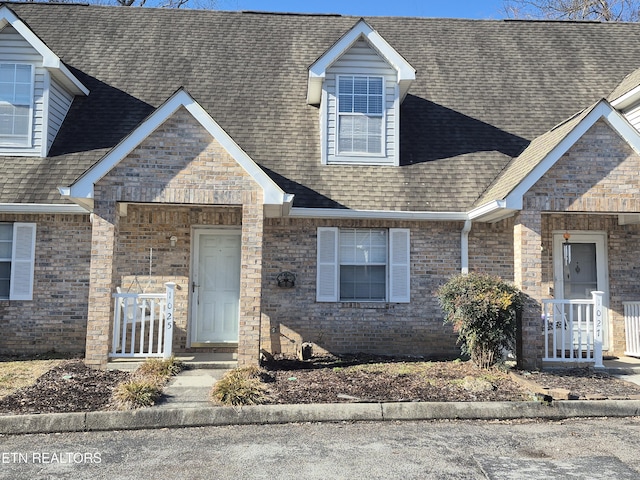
[107,353,237,372]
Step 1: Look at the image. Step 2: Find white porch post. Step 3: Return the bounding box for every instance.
[592,291,604,369]
[163,282,176,359]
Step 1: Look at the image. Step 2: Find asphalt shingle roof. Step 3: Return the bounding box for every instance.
[3,4,640,210]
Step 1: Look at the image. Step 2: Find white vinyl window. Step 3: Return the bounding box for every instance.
[0,223,36,300]
[337,75,384,155]
[0,63,33,147]
[317,227,410,303]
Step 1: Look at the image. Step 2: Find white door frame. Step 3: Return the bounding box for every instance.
[189,227,241,347]
[552,230,610,350]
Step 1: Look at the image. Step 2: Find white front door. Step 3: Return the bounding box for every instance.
[553,231,609,349]
[191,230,241,344]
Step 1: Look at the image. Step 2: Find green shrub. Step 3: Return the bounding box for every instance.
[113,380,161,409]
[437,272,523,369]
[211,365,268,406]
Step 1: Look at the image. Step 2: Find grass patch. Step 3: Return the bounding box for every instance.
[211,365,268,406]
[135,356,183,386]
[113,380,161,409]
[0,355,76,398]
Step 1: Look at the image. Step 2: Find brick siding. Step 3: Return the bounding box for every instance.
[0,213,91,355]
[85,107,264,367]
[260,217,514,359]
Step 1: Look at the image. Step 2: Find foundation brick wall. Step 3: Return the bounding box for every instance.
[260,217,514,359]
[86,107,264,367]
[0,213,91,354]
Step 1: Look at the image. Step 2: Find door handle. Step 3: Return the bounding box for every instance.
[192,281,200,293]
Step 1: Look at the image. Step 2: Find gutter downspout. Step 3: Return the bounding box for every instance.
[461,219,472,274]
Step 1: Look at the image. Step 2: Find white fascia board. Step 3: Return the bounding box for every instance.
[64,89,288,207]
[0,203,89,214]
[289,207,467,221]
[467,200,509,221]
[307,19,415,105]
[0,6,88,96]
[504,100,640,210]
[611,84,640,111]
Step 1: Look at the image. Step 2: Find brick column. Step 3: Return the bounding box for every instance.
[85,200,119,368]
[513,210,543,370]
[238,202,264,365]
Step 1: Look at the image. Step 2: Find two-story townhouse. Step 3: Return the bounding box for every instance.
[5,3,640,369]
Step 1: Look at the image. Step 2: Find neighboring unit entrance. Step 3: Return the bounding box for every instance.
[553,231,609,350]
[191,229,241,345]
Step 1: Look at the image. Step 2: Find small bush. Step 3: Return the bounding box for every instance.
[437,272,523,369]
[111,357,182,409]
[211,365,268,406]
[136,357,183,385]
[113,380,161,409]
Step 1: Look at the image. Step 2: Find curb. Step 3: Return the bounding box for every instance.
[2,400,640,435]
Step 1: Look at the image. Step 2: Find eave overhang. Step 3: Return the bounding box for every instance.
[0,6,88,96]
[306,18,415,105]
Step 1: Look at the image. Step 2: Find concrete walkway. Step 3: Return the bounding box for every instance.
[157,368,229,409]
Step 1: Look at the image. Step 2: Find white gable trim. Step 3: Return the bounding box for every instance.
[61,89,289,209]
[307,19,415,105]
[504,100,640,210]
[0,6,88,96]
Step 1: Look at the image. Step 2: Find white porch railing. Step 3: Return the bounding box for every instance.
[623,301,640,358]
[542,291,604,368]
[110,282,175,359]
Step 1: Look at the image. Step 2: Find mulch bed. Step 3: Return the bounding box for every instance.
[262,355,528,404]
[2,355,640,414]
[261,354,640,404]
[0,360,130,415]
[517,368,640,400]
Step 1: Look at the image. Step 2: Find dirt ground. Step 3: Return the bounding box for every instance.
[261,354,640,404]
[2,354,640,414]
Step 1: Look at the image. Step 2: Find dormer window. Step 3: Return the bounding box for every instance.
[307,20,415,167]
[337,75,384,155]
[0,63,32,147]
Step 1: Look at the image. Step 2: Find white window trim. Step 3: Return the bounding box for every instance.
[316,226,410,303]
[0,62,34,148]
[0,222,36,301]
[335,74,386,158]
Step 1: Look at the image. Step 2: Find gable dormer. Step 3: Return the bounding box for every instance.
[307,19,415,166]
[0,6,88,157]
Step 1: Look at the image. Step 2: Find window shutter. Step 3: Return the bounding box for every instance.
[389,228,410,303]
[316,227,338,302]
[10,223,36,301]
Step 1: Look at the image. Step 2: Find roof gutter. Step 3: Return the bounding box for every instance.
[461,219,472,275]
[0,203,89,214]
[288,207,468,221]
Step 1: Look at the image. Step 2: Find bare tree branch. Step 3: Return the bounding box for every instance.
[504,0,640,21]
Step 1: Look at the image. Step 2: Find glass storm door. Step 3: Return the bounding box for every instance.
[553,232,609,350]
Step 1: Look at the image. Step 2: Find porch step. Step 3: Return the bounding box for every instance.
[602,355,640,374]
[107,352,237,372]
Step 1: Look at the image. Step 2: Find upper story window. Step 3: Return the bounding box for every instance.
[337,75,384,155]
[0,63,33,147]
